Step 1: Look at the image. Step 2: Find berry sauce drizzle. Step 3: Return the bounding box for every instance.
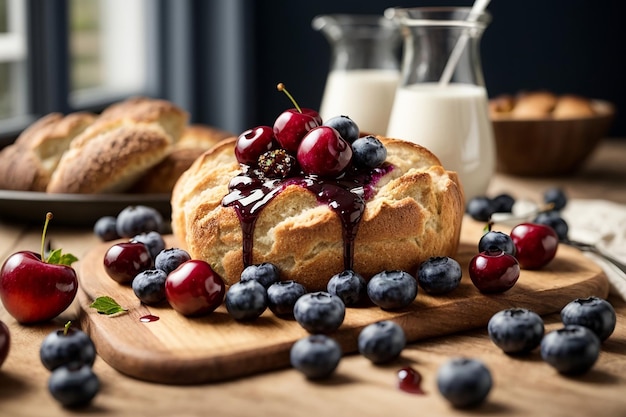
[397,367,425,395]
[222,164,393,270]
[139,314,160,323]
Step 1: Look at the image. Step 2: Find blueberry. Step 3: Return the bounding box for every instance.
[155,248,191,274]
[40,326,96,371]
[416,257,462,295]
[93,216,120,241]
[533,211,569,241]
[290,334,342,379]
[358,320,406,364]
[540,324,600,374]
[492,193,515,213]
[116,205,163,238]
[351,135,387,169]
[225,280,268,321]
[323,115,360,143]
[466,196,495,222]
[478,231,516,256]
[543,187,568,211]
[240,263,280,289]
[132,269,167,305]
[367,270,417,310]
[48,363,99,408]
[267,280,307,318]
[437,358,492,408]
[327,269,367,306]
[131,231,166,260]
[293,292,345,334]
[560,296,616,341]
[487,308,544,354]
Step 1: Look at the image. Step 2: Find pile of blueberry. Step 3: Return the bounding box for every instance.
[40,322,99,408]
[488,296,616,374]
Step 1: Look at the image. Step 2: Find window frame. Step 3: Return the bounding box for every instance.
[0,0,166,147]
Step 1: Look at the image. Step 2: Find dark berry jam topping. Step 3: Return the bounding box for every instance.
[222,164,393,269]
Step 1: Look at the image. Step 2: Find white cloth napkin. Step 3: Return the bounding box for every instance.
[561,199,626,300]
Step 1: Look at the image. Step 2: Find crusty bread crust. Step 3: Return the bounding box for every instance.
[0,112,96,191]
[172,136,464,291]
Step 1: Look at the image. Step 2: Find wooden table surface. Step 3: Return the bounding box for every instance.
[1,140,626,417]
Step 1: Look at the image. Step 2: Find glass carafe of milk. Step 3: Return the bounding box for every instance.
[312,14,401,135]
[384,7,495,201]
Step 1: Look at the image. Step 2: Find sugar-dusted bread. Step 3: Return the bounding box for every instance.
[172,136,464,291]
[0,112,96,191]
[132,124,234,194]
[47,97,189,194]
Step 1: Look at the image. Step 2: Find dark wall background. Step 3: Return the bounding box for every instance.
[244,0,626,138]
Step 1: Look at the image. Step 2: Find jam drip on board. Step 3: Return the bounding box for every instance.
[397,367,425,394]
[222,164,393,270]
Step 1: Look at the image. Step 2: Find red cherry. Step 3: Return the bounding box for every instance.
[0,213,79,324]
[165,260,226,317]
[469,249,520,293]
[273,83,321,153]
[0,251,78,323]
[235,126,277,165]
[103,242,153,284]
[273,108,320,153]
[510,223,559,269]
[0,320,8,368]
[297,126,353,176]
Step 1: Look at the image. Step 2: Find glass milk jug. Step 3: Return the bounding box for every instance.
[384,7,495,201]
[312,14,401,135]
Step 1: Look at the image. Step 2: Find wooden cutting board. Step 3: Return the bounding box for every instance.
[77,219,609,385]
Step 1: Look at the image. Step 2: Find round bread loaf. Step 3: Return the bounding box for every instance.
[172,136,464,291]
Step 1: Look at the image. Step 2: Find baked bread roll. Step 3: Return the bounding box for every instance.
[0,112,96,191]
[172,136,464,291]
[510,91,557,118]
[47,97,189,194]
[552,95,596,118]
[489,91,598,120]
[132,124,234,194]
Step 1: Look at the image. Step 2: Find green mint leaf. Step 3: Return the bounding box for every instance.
[57,253,79,266]
[46,248,79,266]
[90,296,128,315]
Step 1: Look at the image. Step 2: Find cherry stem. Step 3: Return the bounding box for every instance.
[276,83,302,113]
[63,321,72,336]
[41,212,53,263]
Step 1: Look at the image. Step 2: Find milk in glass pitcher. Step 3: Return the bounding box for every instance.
[385,7,495,201]
[313,14,401,135]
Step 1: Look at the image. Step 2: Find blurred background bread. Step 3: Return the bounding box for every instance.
[47,97,189,194]
[0,112,96,191]
[489,91,601,119]
[0,96,235,195]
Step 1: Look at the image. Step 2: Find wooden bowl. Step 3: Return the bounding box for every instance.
[491,100,615,176]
